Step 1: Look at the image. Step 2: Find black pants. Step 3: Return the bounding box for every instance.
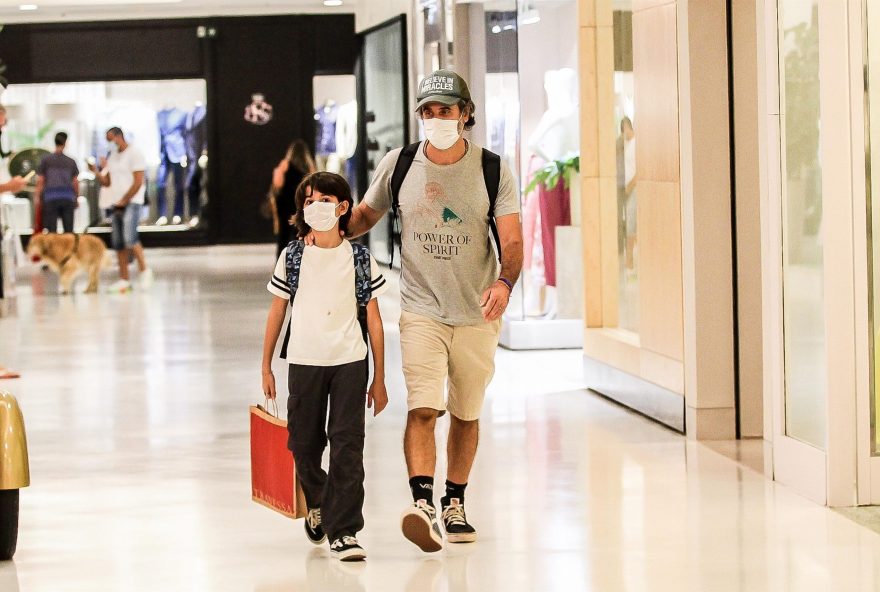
[43,199,75,233]
[288,360,367,540]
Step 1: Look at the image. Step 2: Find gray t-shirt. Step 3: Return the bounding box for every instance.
[37,152,79,201]
[365,141,520,325]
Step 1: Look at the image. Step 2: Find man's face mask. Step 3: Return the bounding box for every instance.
[422,114,464,150]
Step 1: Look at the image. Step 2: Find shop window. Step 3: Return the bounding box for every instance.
[614,3,638,333]
[312,75,358,192]
[778,0,826,449]
[866,0,880,454]
[0,79,208,235]
[516,0,582,323]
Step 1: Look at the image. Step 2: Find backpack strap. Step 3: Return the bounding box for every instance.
[279,240,306,359]
[481,148,502,261]
[351,242,372,308]
[351,243,372,349]
[388,142,421,267]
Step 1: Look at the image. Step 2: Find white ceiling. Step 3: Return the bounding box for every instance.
[0,0,357,24]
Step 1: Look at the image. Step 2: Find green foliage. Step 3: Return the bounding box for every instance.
[8,120,55,151]
[524,153,580,195]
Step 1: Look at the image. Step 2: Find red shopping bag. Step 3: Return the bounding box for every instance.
[250,400,306,519]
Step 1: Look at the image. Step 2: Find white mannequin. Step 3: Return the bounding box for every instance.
[525,68,579,319]
[334,100,358,161]
[527,68,579,162]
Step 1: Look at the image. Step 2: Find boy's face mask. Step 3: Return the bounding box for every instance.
[304,201,341,232]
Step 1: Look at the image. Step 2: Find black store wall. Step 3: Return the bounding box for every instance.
[0,15,359,244]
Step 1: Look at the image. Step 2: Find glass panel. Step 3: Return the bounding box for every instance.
[613,1,638,332]
[517,0,582,320]
[779,0,826,449]
[867,1,880,454]
[362,19,407,265]
[483,3,523,318]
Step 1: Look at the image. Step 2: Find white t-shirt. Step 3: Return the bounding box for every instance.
[267,240,388,366]
[100,145,147,208]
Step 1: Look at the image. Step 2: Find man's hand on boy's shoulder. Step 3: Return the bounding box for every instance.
[367,380,388,417]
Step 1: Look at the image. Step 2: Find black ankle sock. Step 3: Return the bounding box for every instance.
[409,476,435,506]
[441,480,467,507]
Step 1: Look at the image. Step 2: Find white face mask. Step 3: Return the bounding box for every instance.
[108,143,119,155]
[303,201,341,232]
[423,118,462,151]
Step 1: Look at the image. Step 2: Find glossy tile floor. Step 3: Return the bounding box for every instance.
[2,245,880,591]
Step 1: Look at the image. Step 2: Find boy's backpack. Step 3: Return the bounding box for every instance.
[278,240,372,359]
[388,142,502,266]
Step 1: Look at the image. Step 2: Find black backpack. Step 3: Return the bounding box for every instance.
[388,142,502,266]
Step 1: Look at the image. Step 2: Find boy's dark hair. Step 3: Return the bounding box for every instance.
[106,126,124,139]
[293,171,353,239]
[54,132,68,147]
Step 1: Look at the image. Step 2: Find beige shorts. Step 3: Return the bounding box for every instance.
[399,310,502,421]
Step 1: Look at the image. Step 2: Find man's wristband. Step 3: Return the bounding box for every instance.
[497,277,514,292]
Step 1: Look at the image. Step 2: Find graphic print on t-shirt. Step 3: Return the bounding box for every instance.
[411,180,472,261]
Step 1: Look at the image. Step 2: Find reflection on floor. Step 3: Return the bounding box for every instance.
[1,245,880,591]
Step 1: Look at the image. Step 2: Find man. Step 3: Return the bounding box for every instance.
[89,127,153,293]
[0,104,27,379]
[348,70,523,551]
[35,132,79,234]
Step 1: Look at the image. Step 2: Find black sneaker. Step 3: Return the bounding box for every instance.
[400,500,443,552]
[329,535,366,562]
[305,508,326,545]
[441,498,477,543]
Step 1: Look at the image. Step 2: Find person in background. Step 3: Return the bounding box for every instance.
[269,139,316,257]
[88,127,153,293]
[35,132,79,234]
[0,105,29,378]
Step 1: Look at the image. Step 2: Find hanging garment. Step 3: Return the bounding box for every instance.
[314,103,338,157]
[185,105,208,218]
[156,108,189,218]
[538,177,571,288]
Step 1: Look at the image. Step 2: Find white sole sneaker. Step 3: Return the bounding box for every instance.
[401,507,443,553]
[331,547,366,562]
[445,531,477,544]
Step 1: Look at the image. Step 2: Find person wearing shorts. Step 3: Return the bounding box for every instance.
[345,69,523,552]
[90,127,153,293]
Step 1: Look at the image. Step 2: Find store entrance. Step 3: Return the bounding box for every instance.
[2,79,208,243]
[356,15,410,266]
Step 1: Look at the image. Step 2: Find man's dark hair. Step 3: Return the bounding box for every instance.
[54,132,68,147]
[106,127,124,139]
[293,172,353,239]
[418,100,476,131]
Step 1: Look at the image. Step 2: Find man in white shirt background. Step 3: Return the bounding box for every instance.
[89,127,153,293]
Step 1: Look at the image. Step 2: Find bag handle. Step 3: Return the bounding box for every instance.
[262,397,279,418]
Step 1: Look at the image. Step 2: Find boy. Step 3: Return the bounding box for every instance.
[261,172,388,562]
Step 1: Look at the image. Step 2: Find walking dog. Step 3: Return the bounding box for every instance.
[27,233,109,294]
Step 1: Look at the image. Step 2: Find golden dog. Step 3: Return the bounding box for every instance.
[27,233,109,294]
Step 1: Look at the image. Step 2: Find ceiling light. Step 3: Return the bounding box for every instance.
[324,0,343,6]
[19,4,38,10]
[491,24,502,34]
